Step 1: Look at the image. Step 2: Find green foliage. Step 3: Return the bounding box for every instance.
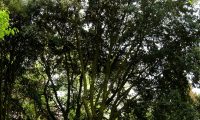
[153,90,199,120]
[0,0,199,119]
[0,10,10,39]
[0,9,18,40]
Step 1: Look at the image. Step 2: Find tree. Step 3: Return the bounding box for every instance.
[0,1,41,119]
[0,0,200,119]
[153,89,199,120]
[0,5,19,119]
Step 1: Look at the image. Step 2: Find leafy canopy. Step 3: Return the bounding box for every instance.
[0,10,17,40]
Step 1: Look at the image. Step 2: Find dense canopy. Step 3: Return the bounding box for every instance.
[0,0,200,119]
